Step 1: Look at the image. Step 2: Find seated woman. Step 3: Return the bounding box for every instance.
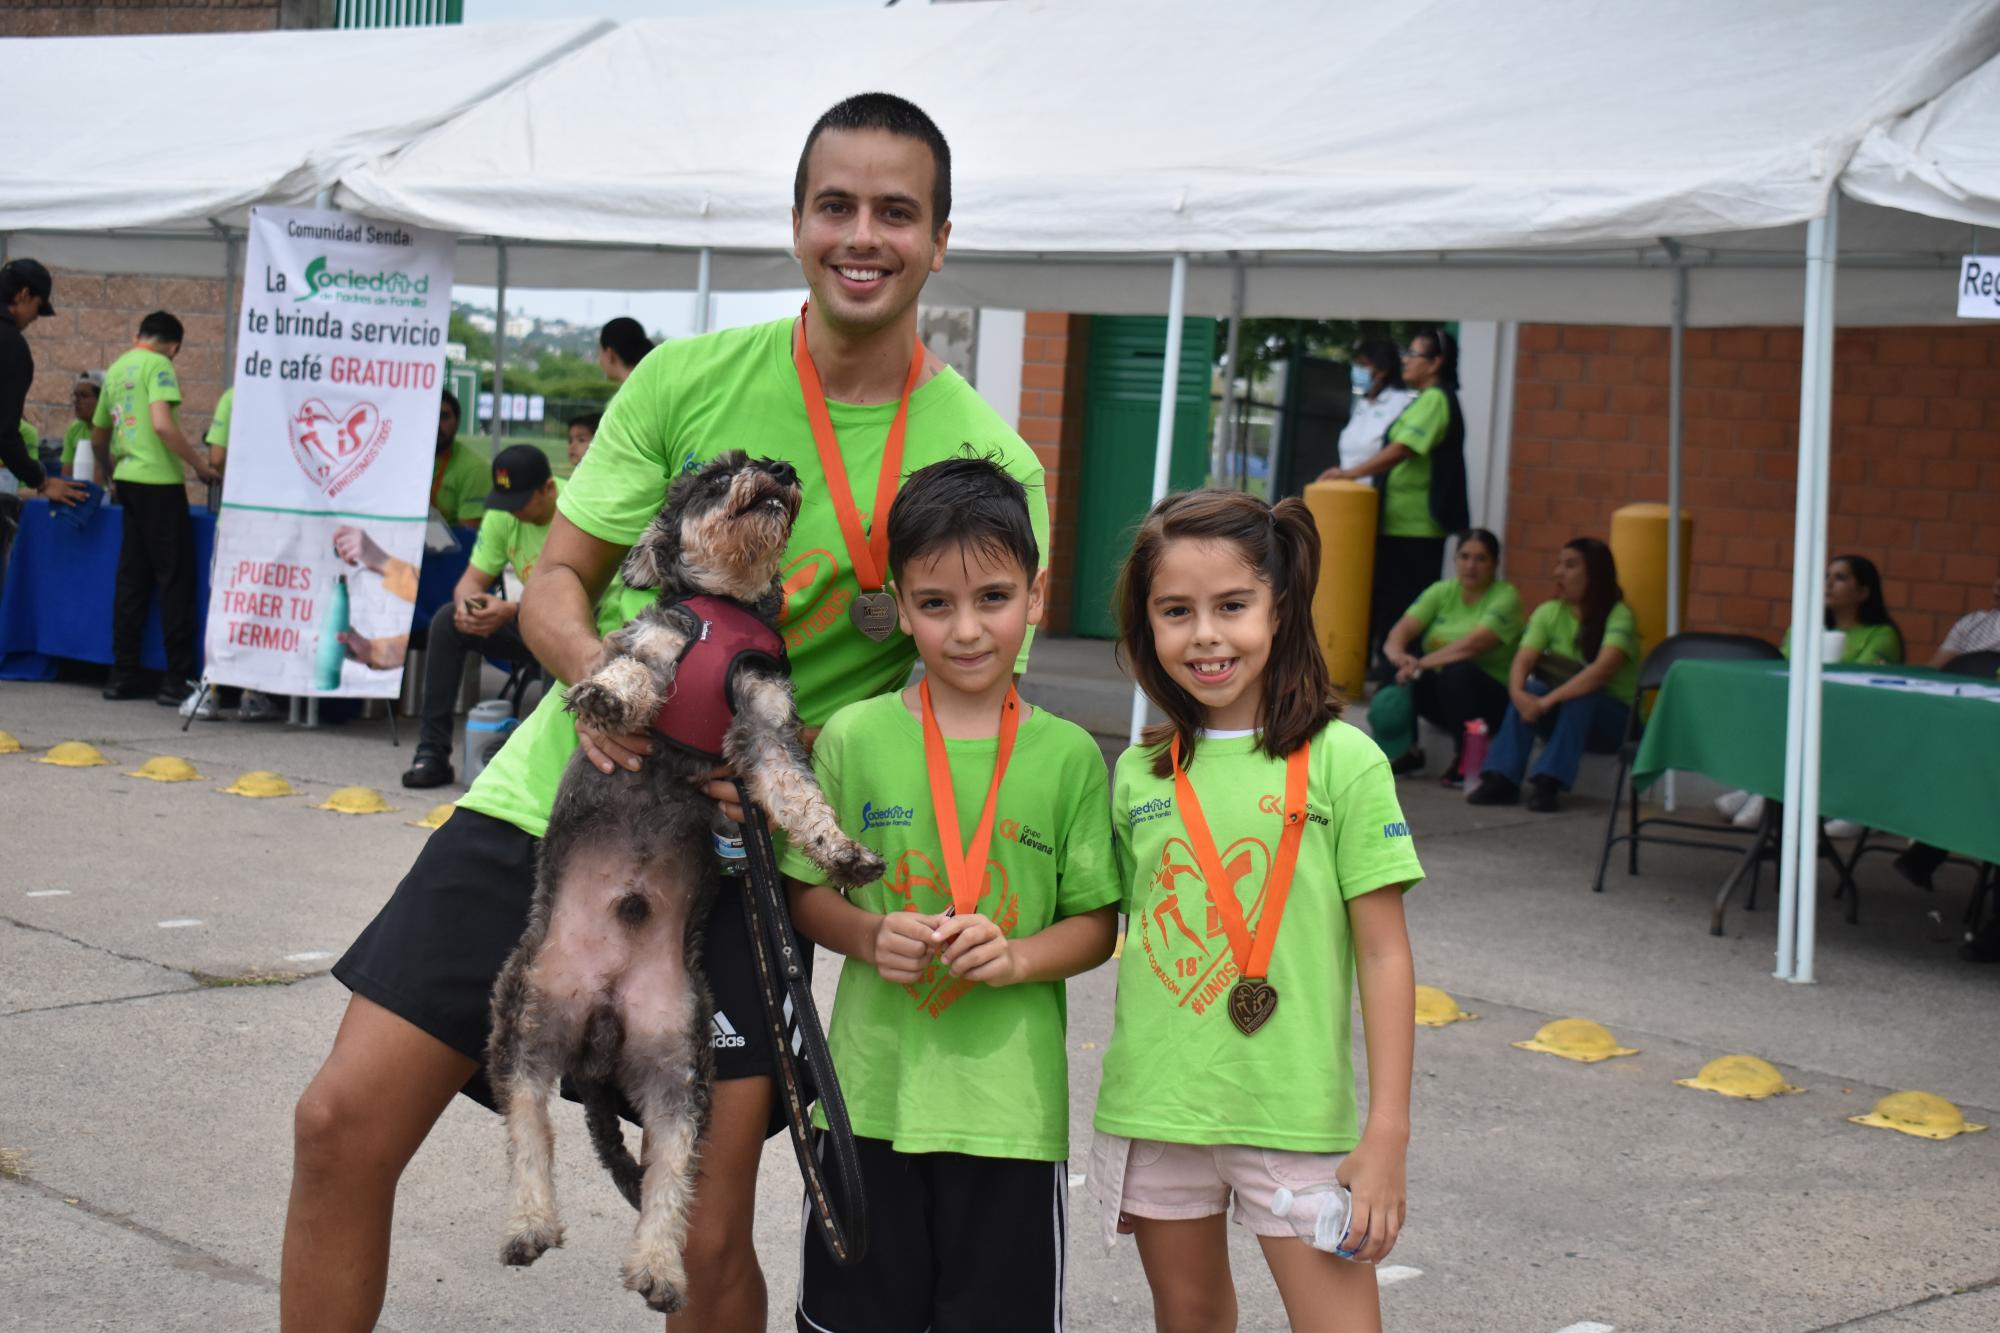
[1379,527,1523,785]
[1468,537,1640,813]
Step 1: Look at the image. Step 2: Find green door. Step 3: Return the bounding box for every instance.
[1071,316,1217,638]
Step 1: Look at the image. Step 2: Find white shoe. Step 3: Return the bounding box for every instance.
[1731,794,1766,829]
[237,689,279,723]
[1714,789,1751,819]
[1822,819,1863,839]
[178,682,220,721]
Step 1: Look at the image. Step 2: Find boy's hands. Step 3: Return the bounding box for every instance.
[869,911,939,985]
[1333,1125,1407,1263]
[932,912,1021,985]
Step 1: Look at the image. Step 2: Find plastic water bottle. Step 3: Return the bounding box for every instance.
[461,699,517,784]
[712,808,747,879]
[1270,1182,1356,1256]
[1460,718,1490,783]
[314,575,350,691]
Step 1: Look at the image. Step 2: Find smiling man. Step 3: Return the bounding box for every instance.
[281,94,1048,1333]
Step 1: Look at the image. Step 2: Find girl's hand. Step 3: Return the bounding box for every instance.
[933,912,1019,984]
[1334,1128,1407,1263]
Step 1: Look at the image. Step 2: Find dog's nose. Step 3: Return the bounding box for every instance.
[767,461,798,487]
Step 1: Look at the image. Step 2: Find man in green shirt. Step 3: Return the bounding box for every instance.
[429,390,488,529]
[285,95,1046,1333]
[401,445,555,788]
[92,311,219,705]
[62,371,101,475]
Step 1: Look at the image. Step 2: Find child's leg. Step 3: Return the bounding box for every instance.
[1131,1215,1238,1333]
[664,1077,774,1333]
[930,1154,1068,1333]
[796,1134,931,1333]
[1257,1235,1381,1333]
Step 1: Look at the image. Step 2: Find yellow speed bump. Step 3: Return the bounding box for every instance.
[318,786,396,816]
[1849,1090,1987,1141]
[128,755,204,783]
[1415,984,1477,1027]
[0,730,21,754]
[1512,1018,1638,1063]
[220,770,294,798]
[34,741,109,768]
[408,802,456,830]
[1675,1055,1802,1100]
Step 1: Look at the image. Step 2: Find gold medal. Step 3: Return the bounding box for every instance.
[849,590,899,641]
[1228,978,1280,1035]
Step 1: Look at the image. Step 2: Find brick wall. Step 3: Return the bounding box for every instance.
[1507,323,2000,661]
[0,1,296,38]
[1017,312,1091,634]
[24,268,238,456]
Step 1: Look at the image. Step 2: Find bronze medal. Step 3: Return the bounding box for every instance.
[1228,977,1280,1036]
[849,590,899,641]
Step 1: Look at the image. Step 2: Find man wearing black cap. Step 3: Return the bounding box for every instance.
[0,259,84,505]
[402,443,556,788]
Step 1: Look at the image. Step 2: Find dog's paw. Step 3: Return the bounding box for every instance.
[622,1253,688,1314]
[565,660,656,735]
[821,839,887,888]
[499,1219,564,1267]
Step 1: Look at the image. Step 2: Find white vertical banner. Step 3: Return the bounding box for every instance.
[204,207,454,697]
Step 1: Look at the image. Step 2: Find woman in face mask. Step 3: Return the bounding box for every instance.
[1327,338,1416,475]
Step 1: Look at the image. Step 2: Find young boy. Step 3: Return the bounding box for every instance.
[781,456,1119,1333]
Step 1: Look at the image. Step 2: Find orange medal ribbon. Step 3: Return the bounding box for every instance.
[919,679,1022,917]
[1169,734,1311,1035]
[792,303,925,639]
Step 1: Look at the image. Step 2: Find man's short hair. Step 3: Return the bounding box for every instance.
[793,92,952,230]
[441,389,461,418]
[888,454,1038,583]
[568,412,602,433]
[598,317,654,368]
[137,310,183,344]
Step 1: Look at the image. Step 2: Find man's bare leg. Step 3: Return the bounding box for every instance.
[665,1075,775,1333]
[281,995,477,1333]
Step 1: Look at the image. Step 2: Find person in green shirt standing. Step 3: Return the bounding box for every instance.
[283,94,1049,1333]
[401,444,556,788]
[1470,536,1641,813]
[1321,327,1471,669]
[428,390,488,530]
[92,311,219,706]
[1376,526,1524,785]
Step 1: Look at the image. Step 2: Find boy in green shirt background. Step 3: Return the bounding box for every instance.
[62,371,101,476]
[782,457,1119,1333]
[92,310,219,706]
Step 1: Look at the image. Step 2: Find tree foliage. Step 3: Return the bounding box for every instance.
[1221,318,1435,384]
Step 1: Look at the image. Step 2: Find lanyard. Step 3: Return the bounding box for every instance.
[1169,735,1311,983]
[792,304,925,595]
[919,679,1022,916]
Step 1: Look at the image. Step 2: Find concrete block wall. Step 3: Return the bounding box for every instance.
[1017,312,1091,634]
[1506,323,2000,661]
[0,1,301,38]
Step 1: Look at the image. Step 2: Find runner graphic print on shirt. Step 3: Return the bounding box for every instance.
[882,847,1020,1019]
[1140,833,1271,1016]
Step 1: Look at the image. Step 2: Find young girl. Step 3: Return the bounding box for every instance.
[1092,489,1420,1333]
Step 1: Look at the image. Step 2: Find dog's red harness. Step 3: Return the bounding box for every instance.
[648,594,788,760]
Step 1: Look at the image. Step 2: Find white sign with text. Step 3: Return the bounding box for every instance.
[1958,255,2000,319]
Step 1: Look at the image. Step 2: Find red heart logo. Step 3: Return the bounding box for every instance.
[288,398,388,497]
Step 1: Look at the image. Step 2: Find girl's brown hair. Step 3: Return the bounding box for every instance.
[1114,489,1341,777]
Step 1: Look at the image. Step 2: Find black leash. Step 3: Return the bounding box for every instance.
[732,779,869,1266]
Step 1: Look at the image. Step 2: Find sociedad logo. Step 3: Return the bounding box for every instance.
[287,398,389,499]
[860,801,915,832]
[297,255,431,307]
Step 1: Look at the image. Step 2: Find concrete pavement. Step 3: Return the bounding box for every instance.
[3,670,1997,1331]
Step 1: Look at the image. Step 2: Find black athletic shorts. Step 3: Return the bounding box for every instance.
[797,1132,1069,1333]
[333,806,809,1132]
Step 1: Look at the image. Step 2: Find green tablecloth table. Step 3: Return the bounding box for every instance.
[1633,659,2000,866]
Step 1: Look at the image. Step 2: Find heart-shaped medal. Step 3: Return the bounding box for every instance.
[849,590,898,641]
[1228,978,1279,1036]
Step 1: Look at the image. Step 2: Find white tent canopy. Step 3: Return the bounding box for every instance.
[1845,45,2000,230]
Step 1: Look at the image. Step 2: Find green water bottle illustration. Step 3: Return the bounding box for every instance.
[314,574,350,690]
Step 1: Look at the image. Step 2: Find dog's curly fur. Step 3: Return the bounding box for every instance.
[486,452,885,1314]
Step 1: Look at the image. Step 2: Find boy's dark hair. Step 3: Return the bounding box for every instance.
[137,310,183,345]
[569,411,602,433]
[888,454,1038,583]
[794,92,952,230]
[598,317,655,368]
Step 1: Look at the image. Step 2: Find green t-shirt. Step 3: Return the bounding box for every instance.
[1780,622,1902,666]
[458,317,1047,840]
[1094,722,1423,1153]
[93,347,184,485]
[205,388,233,450]
[432,439,490,526]
[1381,387,1448,538]
[1404,577,1524,685]
[778,693,1118,1161]
[469,478,562,583]
[18,422,37,450]
[61,419,89,469]
[1520,598,1642,704]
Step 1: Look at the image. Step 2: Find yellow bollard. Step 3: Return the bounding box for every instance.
[1609,503,1692,652]
[1301,481,1378,697]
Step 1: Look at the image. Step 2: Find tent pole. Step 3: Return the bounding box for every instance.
[1775,201,1837,983]
[219,225,241,381]
[491,241,508,450]
[1220,257,1245,487]
[694,247,713,334]
[1664,260,1687,811]
[1792,194,1838,986]
[1128,253,1189,747]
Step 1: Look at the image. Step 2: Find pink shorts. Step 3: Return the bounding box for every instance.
[1089,1131,1347,1244]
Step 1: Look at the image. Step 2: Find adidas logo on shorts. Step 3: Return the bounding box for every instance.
[711,1010,748,1050]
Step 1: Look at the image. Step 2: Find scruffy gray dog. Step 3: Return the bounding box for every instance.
[486,451,885,1313]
